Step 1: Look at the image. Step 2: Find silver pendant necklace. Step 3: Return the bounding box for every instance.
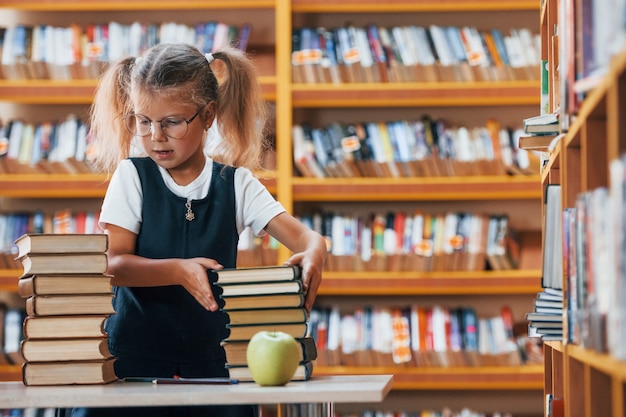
[185,199,195,221]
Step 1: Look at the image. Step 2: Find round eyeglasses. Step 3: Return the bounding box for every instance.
[123,108,203,140]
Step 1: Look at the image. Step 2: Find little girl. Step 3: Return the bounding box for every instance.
[69,43,326,417]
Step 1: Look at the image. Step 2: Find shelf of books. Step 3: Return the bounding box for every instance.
[537,0,626,408]
[288,0,547,414]
[0,0,550,415]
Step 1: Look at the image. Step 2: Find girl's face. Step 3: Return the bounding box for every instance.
[132,93,215,185]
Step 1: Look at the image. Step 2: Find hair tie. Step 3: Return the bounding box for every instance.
[135,57,142,65]
[205,53,214,64]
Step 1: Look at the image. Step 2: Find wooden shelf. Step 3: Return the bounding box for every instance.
[291,81,540,108]
[315,365,544,390]
[318,270,542,295]
[0,76,276,104]
[0,0,276,11]
[0,269,542,295]
[0,272,19,292]
[0,174,276,198]
[292,0,538,12]
[0,365,21,382]
[0,364,545,388]
[292,175,542,201]
[0,173,110,198]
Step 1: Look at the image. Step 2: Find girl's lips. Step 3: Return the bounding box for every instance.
[153,150,173,157]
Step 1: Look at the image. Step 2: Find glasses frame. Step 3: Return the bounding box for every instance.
[123,107,203,140]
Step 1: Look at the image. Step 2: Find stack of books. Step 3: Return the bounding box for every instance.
[526,288,564,341]
[214,265,317,382]
[14,233,117,386]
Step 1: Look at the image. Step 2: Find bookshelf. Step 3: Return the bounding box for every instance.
[540,44,626,417]
[538,0,626,411]
[0,1,546,415]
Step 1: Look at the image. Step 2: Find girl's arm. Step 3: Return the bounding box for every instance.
[264,212,327,312]
[103,224,223,311]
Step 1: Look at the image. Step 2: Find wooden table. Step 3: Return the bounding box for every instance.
[0,375,393,416]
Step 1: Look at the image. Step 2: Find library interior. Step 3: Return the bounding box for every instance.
[0,0,623,416]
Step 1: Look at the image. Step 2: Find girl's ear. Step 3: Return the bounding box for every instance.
[203,101,217,130]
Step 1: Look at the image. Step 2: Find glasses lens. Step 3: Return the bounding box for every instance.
[125,114,151,136]
[161,117,188,139]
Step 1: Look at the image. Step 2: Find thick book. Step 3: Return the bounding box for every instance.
[218,280,303,297]
[225,307,307,326]
[26,294,115,316]
[19,253,108,276]
[214,265,302,285]
[226,361,313,382]
[14,233,108,258]
[221,336,317,367]
[21,338,113,362]
[22,358,118,386]
[221,293,305,311]
[23,315,110,339]
[18,274,113,297]
[224,322,308,342]
[525,312,563,322]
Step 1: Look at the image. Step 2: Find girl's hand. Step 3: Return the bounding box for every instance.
[178,257,224,311]
[283,250,324,313]
[264,212,327,314]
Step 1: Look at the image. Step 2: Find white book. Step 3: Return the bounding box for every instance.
[331,214,345,256]
[365,122,387,163]
[402,26,422,67]
[372,307,393,354]
[340,314,359,354]
[516,28,540,66]
[410,211,424,253]
[429,25,456,66]
[467,214,485,255]
[391,26,415,67]
[455,127,474,162]
[107,22,126,62]
[74,121,89,161]
[360,222,372,262]
[498,128,514,167]
[7,120,24,159]
[409,26,436,66]
[326,305,342,351]
[354,26,374,68]
[470,127,487,161]
[1,26,15,67]
[431,306,448,352]
[17,123,34,165]
[504,32,527,67]
[442,212,459,254]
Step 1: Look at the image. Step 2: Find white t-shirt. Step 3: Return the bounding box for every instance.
[99,158,285,237]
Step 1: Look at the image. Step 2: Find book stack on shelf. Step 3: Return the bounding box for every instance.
[526,288,564,341]
[14,233,117,386]
[214,265,316,382]
[526,184,564,341]
[0,21,252,82]
[293,117,541,180]
[300,210,524,273]
[310,304,531,367]
[522,113,559,136]
[291,24,540,84]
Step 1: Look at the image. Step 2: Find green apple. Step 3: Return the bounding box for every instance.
[246,330,300,386]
